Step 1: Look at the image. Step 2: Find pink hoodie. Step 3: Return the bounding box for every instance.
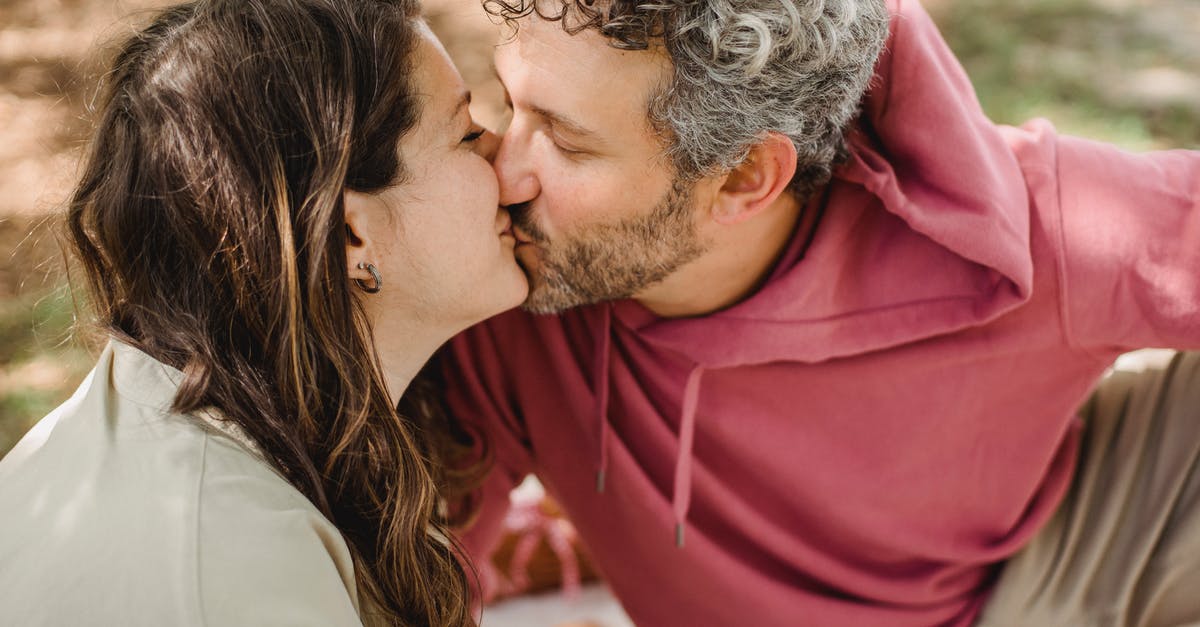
[443,1,1200,625]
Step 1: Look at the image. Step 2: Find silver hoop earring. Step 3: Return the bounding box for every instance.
[355,262,382,294]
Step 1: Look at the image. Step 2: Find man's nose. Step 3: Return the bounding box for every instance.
[492,129,540,208]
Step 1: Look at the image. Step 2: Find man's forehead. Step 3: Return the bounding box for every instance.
[494,16,669,132]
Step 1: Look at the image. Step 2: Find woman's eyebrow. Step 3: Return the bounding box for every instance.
[450,90,472,124]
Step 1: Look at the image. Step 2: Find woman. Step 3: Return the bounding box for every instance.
[0,1,526,625]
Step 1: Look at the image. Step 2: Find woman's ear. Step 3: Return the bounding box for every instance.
[709,132,798,226]
[344,189,377,282]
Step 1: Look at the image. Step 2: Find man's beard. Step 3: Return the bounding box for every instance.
[510,179,706,314]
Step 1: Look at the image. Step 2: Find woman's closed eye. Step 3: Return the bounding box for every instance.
[462,127,485,144]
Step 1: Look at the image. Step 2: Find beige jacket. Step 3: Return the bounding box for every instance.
[0,340,364,626]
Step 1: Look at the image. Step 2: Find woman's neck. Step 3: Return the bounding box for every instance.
[369,322,449,406]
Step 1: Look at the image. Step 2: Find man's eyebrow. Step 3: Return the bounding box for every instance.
[492,62,602,142]
[532,105,600,140]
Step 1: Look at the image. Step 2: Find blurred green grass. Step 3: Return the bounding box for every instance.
[0,275,95,455]
[934,0,1200,150]
[1,0,1199,458]
[1,283,79,366]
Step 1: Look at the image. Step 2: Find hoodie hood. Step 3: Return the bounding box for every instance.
[617,0,1034,370]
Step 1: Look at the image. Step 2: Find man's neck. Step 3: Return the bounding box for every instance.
[635,192,806,319]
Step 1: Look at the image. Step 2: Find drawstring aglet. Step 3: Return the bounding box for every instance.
[675,523,685,548]
[595,469,607,494]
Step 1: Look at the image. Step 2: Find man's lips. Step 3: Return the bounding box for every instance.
[511,225,535,245]
[497,207,535,244]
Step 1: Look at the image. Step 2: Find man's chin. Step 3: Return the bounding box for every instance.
[520,279,567,315]
[513,250,558,314]
[519,298,562,316]
[519,272,583,315]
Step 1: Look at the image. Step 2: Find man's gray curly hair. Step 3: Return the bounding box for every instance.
[484,0,891,198]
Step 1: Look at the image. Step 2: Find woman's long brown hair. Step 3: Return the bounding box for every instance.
[66,1,480,624]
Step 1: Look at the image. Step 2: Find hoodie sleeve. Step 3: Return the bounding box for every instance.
[441,322,535,602]
[1054,135,1200,353]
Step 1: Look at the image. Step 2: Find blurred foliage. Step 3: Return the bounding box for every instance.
[0,284,77,366]
[933,0,1200,150]
[0,276,95,455]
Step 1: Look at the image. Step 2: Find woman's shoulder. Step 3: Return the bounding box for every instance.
[0,340,363,626]
[195,433,364,624]
[190,429,364,625]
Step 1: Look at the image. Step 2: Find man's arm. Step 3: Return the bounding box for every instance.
[1055,136,1200,353]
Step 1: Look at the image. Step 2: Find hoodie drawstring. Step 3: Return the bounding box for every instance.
[593,303,613,494]
[592,302,705,549]
[673,366,705,548]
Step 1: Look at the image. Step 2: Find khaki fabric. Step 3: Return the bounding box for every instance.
[0,340,364,627]
[978,352,1200,627]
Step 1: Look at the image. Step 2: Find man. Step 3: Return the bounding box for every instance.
[441,0,1200,625]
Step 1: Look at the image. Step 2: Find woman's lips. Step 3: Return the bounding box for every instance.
[498,210,514,237]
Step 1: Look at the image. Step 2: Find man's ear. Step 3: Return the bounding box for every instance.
[709,132,798,226]
[343,189,378,282]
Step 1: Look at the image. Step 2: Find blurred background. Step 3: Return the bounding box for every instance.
[1,0,1198,493]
